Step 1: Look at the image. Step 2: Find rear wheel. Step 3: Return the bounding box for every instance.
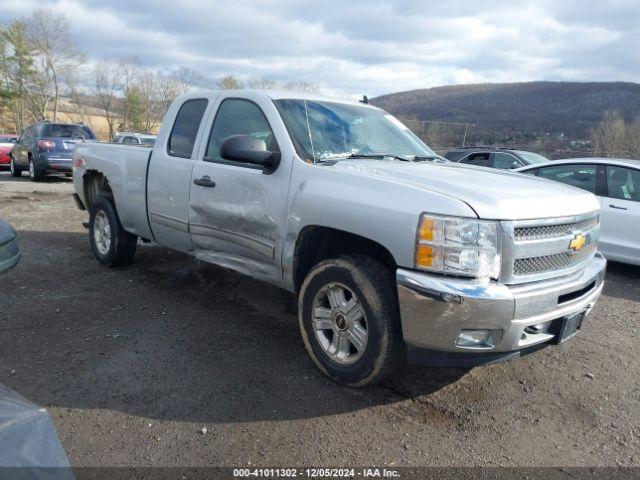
[89,196,137,267]
[9,157,22,177]
[28,157,43,182]
[298,255,404,387]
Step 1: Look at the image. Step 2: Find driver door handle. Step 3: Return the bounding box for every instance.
[609,204,628,210]
[193,176,216,188]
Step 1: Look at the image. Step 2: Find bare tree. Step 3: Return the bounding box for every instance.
[246,77,320,93]
[282,80,319,93]
[625,116,640,158]
[25,9,84,122]
[158,72,190,115]
[590,111,627,157]
[173,67,211,90]
[62,68,92,126]
[137,71,161,133]
[216,75,242,90]
[94,60,124,140]
[119,58,141,130]
[247,77,278,90]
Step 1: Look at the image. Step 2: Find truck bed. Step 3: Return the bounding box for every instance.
[74,142,154,240]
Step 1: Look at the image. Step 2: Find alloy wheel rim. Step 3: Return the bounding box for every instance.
[311,282,368,365]
[29,161,34,178]
[93,210,112,255]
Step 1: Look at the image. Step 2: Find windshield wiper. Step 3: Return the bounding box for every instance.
[318,153,410,163]
[407,155,445,162]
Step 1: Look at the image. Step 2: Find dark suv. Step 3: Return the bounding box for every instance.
[10,121,96,181]
[444,147,549,170]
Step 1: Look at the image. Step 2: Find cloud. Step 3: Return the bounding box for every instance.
[2,0,639,98]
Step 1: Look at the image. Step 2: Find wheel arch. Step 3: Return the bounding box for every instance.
[292,225,398,294]
[82,170,113,212]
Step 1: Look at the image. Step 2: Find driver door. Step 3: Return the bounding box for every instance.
[188,96,291,284]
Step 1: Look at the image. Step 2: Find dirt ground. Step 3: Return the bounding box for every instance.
[0,171,639,468]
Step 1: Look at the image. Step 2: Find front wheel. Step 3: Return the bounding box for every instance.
[9,157,22,177]
[89,196,137,267]
[298,255,404,387]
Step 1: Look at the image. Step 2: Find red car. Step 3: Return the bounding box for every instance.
[0,134,18,168]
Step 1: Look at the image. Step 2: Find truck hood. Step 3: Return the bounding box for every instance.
[328,160,600,220]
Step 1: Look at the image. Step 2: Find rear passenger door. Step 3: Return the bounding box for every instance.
[600,165,640,262]
[147,97,211,252]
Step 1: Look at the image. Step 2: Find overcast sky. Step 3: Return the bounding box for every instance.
[4,0,640,98]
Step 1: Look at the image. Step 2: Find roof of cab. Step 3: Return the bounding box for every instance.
[177,89,378,108]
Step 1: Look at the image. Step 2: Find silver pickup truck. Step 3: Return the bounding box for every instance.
[73,90,606,386]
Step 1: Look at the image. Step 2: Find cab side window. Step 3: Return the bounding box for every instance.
[205,99,278,163]
[460,152,491,168]
[536,164,597,193]
[168,98,209,158]
[492,152,521,169]
[606,166,640,202]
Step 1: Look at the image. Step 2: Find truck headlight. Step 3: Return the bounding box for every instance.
[415,214,501,279]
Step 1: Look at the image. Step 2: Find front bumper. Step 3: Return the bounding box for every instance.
[396,253,606,366]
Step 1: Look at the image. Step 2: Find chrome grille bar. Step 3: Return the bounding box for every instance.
[514,243,596,275]
[513,215,599,241]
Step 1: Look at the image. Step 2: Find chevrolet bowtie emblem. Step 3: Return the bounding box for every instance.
[569,233,587,252]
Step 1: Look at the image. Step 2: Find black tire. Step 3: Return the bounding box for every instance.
[298,255,404,387]
[89,196,137,267]
[9,156,22,177]
[28,157,44,182]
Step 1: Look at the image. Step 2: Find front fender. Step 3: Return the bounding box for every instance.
[281,161,477,290]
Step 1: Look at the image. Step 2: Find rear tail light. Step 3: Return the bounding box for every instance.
[74,157,85,168]
[37,140,56,150]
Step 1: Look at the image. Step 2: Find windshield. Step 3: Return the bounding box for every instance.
[140,137,156,145]
[516,151,548,164]
[43,124,96,139]
[274,99,436,162]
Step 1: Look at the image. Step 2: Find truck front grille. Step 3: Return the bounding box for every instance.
[513,215,599,241]
[500,212,600,284]
[513,243,596,276]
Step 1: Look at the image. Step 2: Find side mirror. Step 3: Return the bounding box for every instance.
[220,134,280,171]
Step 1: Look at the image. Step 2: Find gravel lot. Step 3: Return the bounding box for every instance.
[0,171,639,468]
